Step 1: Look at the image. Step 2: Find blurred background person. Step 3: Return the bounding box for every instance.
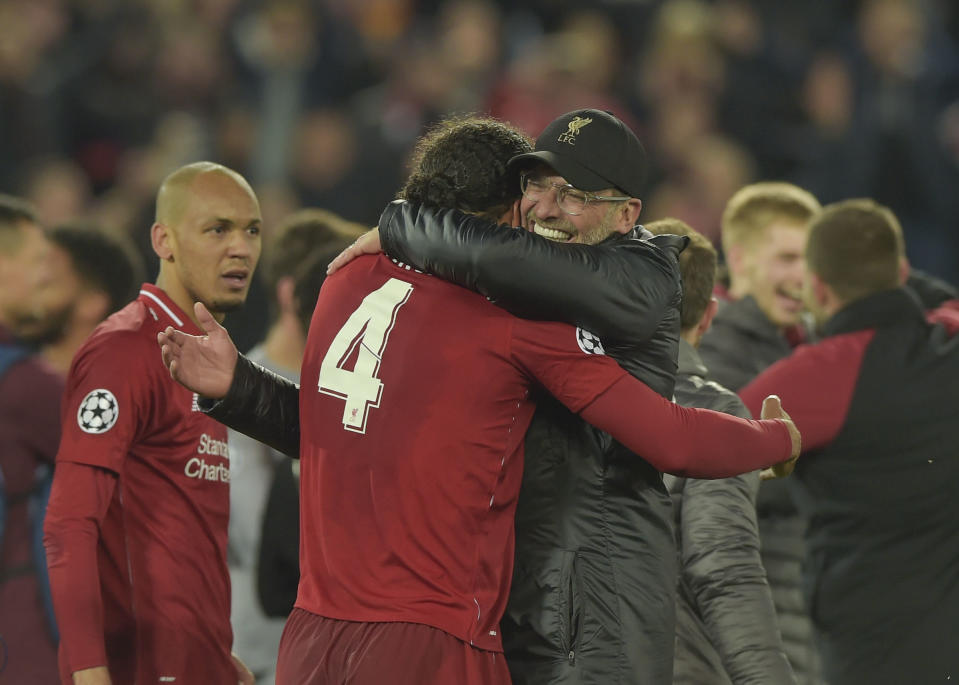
[647,217,795,685]
[0,194,62,685]
[698,181,823,684]
[254,243,351,627]
[1,0,956,286]
[228,208,366,684]
[0,220,141,684]
[739,199,959,685]
[39,224,144,374]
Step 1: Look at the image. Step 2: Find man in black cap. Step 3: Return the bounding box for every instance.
[329,109,688,684]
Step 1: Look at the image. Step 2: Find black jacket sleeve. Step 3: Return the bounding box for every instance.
[199,354,301,458]
[379,201,685,343]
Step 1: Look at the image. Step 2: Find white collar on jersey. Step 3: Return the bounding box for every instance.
[139,288,185,326]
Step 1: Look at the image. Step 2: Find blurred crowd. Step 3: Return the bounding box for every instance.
[1,0,958,348]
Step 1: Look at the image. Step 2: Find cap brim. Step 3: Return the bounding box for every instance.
[508,151,615,193]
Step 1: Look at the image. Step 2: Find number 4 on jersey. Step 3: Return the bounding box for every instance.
[318,278,414,433]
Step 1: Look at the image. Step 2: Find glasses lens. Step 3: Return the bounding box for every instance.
[558,187,587,215]
[522,174,548,199]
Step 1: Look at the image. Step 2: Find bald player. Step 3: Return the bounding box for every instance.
[43,162,262,685]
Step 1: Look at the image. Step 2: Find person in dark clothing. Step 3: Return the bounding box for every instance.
[739,199,959,685]
[698,181,824,684]
[646,218,795,685]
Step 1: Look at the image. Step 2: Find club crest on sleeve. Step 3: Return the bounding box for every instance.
[576,327,605,355]
[77,389,119,434]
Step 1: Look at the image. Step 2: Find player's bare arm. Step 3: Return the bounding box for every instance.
[158,301,238,399]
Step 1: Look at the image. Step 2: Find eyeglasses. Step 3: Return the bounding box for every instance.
[520,171,631,216]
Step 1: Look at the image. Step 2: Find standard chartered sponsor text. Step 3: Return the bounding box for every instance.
[185,433,231,482]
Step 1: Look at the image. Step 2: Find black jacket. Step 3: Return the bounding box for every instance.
[379,203,685,685]
[666,340,795,685]
[739,289,959,684]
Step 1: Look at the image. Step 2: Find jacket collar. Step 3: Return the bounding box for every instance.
[677,338,708,379]
[823,287,924,337]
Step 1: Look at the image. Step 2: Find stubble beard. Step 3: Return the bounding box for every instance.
[527,204,622,245]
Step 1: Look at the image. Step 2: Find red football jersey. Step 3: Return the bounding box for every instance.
[296,255,628,651]
[55,284,234,683]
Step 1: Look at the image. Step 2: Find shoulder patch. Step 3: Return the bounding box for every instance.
[576,327,605,355]
[77,389,119,434]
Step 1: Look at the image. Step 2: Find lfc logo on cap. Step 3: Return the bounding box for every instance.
[558,116,592,145]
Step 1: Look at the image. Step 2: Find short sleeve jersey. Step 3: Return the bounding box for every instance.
[56,284,234,684]
[297,255,628,652]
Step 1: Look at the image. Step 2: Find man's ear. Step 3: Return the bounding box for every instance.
[613,198,642,235]
[725,243,746,279]
[898,255,910,285]
[809,271,832,308]
[696,297,719,338]
[152,223,174,261]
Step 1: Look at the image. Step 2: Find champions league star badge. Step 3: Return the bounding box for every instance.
[576,327,605,355]
[77,389,119,434]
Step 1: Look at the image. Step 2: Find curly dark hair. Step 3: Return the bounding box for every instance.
[399,116,533,219]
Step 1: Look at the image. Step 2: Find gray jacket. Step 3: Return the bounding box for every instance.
[666,341,795,685]
[698,296,822,684]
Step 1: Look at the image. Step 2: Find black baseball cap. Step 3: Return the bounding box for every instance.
[508,109,647,198]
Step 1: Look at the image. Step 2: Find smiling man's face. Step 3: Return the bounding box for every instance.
[520,166,634,246]
[742,221,808,328]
